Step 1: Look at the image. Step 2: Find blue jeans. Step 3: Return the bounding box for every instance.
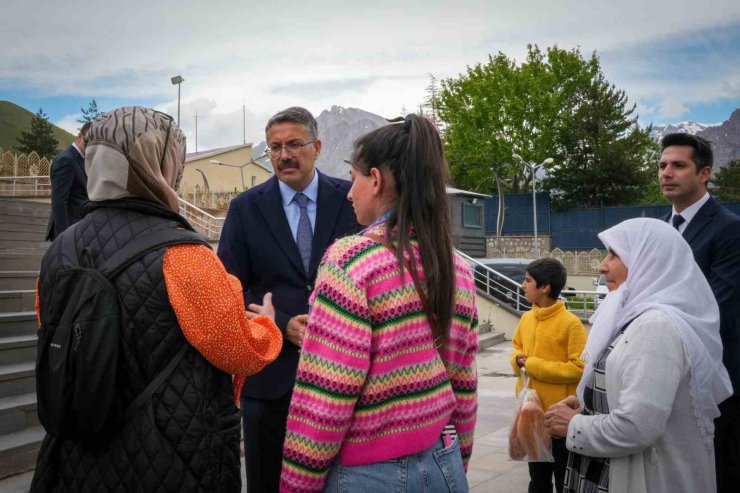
[324,437,469,492]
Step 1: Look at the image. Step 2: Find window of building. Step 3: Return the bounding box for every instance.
[462,202,483,228]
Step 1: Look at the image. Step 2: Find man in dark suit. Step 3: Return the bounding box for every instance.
[659,133,740,493]
[218,107,357,493]
[46,122,91,240]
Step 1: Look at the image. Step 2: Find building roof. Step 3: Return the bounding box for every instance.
[445,186,490,198]
[185,144,253,163]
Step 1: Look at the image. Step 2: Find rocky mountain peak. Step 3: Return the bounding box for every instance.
[649,109,739,168]
[314,106,389,178]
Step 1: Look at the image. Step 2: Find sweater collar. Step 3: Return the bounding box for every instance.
[533,300,566,321]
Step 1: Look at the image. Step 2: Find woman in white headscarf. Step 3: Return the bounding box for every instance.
[544,218,732,493]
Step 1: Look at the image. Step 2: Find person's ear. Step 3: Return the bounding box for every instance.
[369,167,383,196]
[698,165,711,186]
[312,139,322,159]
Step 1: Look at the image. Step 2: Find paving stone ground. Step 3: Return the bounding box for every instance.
[467,341,530,492]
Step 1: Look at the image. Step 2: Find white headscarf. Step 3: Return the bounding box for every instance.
[579,218,732,446]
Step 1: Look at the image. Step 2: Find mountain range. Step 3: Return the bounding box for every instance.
[649,109,740,168]
[256,105,740,178]
[253,106,390,178]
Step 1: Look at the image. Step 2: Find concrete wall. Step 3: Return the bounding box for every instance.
[486,234,551,258]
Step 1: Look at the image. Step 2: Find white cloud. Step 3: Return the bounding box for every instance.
[634,100,657,118]
[660,99,689,119]
[3,0,740,148]
[54,114,83,135]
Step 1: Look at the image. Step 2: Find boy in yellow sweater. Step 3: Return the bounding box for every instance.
[510,258,587,493]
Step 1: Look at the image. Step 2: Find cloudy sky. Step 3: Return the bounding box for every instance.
[2,0,739,152]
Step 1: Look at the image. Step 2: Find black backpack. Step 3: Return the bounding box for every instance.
[36,225,210,441]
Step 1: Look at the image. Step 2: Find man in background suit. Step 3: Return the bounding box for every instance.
[46,122,91,240]
[660,133,740,493]
[218,107,357,492]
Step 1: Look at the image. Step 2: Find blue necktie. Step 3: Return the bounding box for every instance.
[294,193,313,274]
[672,214,685,231]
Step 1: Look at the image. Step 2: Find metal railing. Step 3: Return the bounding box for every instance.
[0,176,225,241]
[559,289,603,320]
[0,176,51,197]
[456,250,601,319]
[177,197,225,241]
[456,250,532,312]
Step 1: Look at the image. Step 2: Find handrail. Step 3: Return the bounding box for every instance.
[0,175,50,179]
[177,197,225,241]
[456,249,531,312]
[1,177,225,240]
[0,175,51,197]
[177,197,221,220]
[456,249,602,317]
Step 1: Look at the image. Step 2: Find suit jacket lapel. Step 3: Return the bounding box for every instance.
[255,176,306,275]
[309,171,346,278]
[683,197,718,244]
[74,150,88,185]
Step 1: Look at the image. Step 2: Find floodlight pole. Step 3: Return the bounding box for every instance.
[513,154,553,258]
[171,75,184,125]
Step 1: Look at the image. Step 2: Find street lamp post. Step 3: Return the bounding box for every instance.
[171,75,184,125]
[210,155,269,191]
[513,154,554,258]
[210,159,246,190]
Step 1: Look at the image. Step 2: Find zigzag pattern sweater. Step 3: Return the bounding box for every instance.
[281,223,479,492]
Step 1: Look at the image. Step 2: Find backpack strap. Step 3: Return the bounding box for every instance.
[103,229,208,421]
[98,228,210,280]
[122,343,188,422]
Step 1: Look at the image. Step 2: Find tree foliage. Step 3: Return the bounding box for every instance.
[78,99,102,124]
[15,108,59,160]
[638,176,670,205]
[435,45,656,208]
[712,160,740,203]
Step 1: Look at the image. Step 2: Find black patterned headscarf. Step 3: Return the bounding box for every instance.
[84,106,186,211]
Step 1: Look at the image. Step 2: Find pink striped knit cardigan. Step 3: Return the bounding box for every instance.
[281,223,479,492]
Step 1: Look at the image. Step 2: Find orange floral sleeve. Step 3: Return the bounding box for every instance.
[163,244,283,403]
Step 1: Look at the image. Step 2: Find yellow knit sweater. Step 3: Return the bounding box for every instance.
[510,300,587,410]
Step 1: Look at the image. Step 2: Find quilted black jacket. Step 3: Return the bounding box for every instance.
[31,199,242,492]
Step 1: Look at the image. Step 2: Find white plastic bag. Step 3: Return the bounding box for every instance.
[508,369,553,462]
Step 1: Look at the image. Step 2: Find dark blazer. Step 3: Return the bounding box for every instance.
[218,171,358,400]
[663,197,740,392]
[46,144,88,240]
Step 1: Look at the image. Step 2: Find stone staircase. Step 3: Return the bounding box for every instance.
[0,198,49,480]
[477,321,506,351]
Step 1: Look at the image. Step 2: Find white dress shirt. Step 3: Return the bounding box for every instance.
[278,170,319,241]
[670,192,710,233]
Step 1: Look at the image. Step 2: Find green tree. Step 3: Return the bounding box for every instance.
[712,160,740,203]
[435,45,656,208]
[423,74,441,130]
[638,178,670,205]
[15,108,59,160]
[436,50,537,195]
[78,99,102,124]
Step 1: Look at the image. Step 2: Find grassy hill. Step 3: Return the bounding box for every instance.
[0,100,75,153]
